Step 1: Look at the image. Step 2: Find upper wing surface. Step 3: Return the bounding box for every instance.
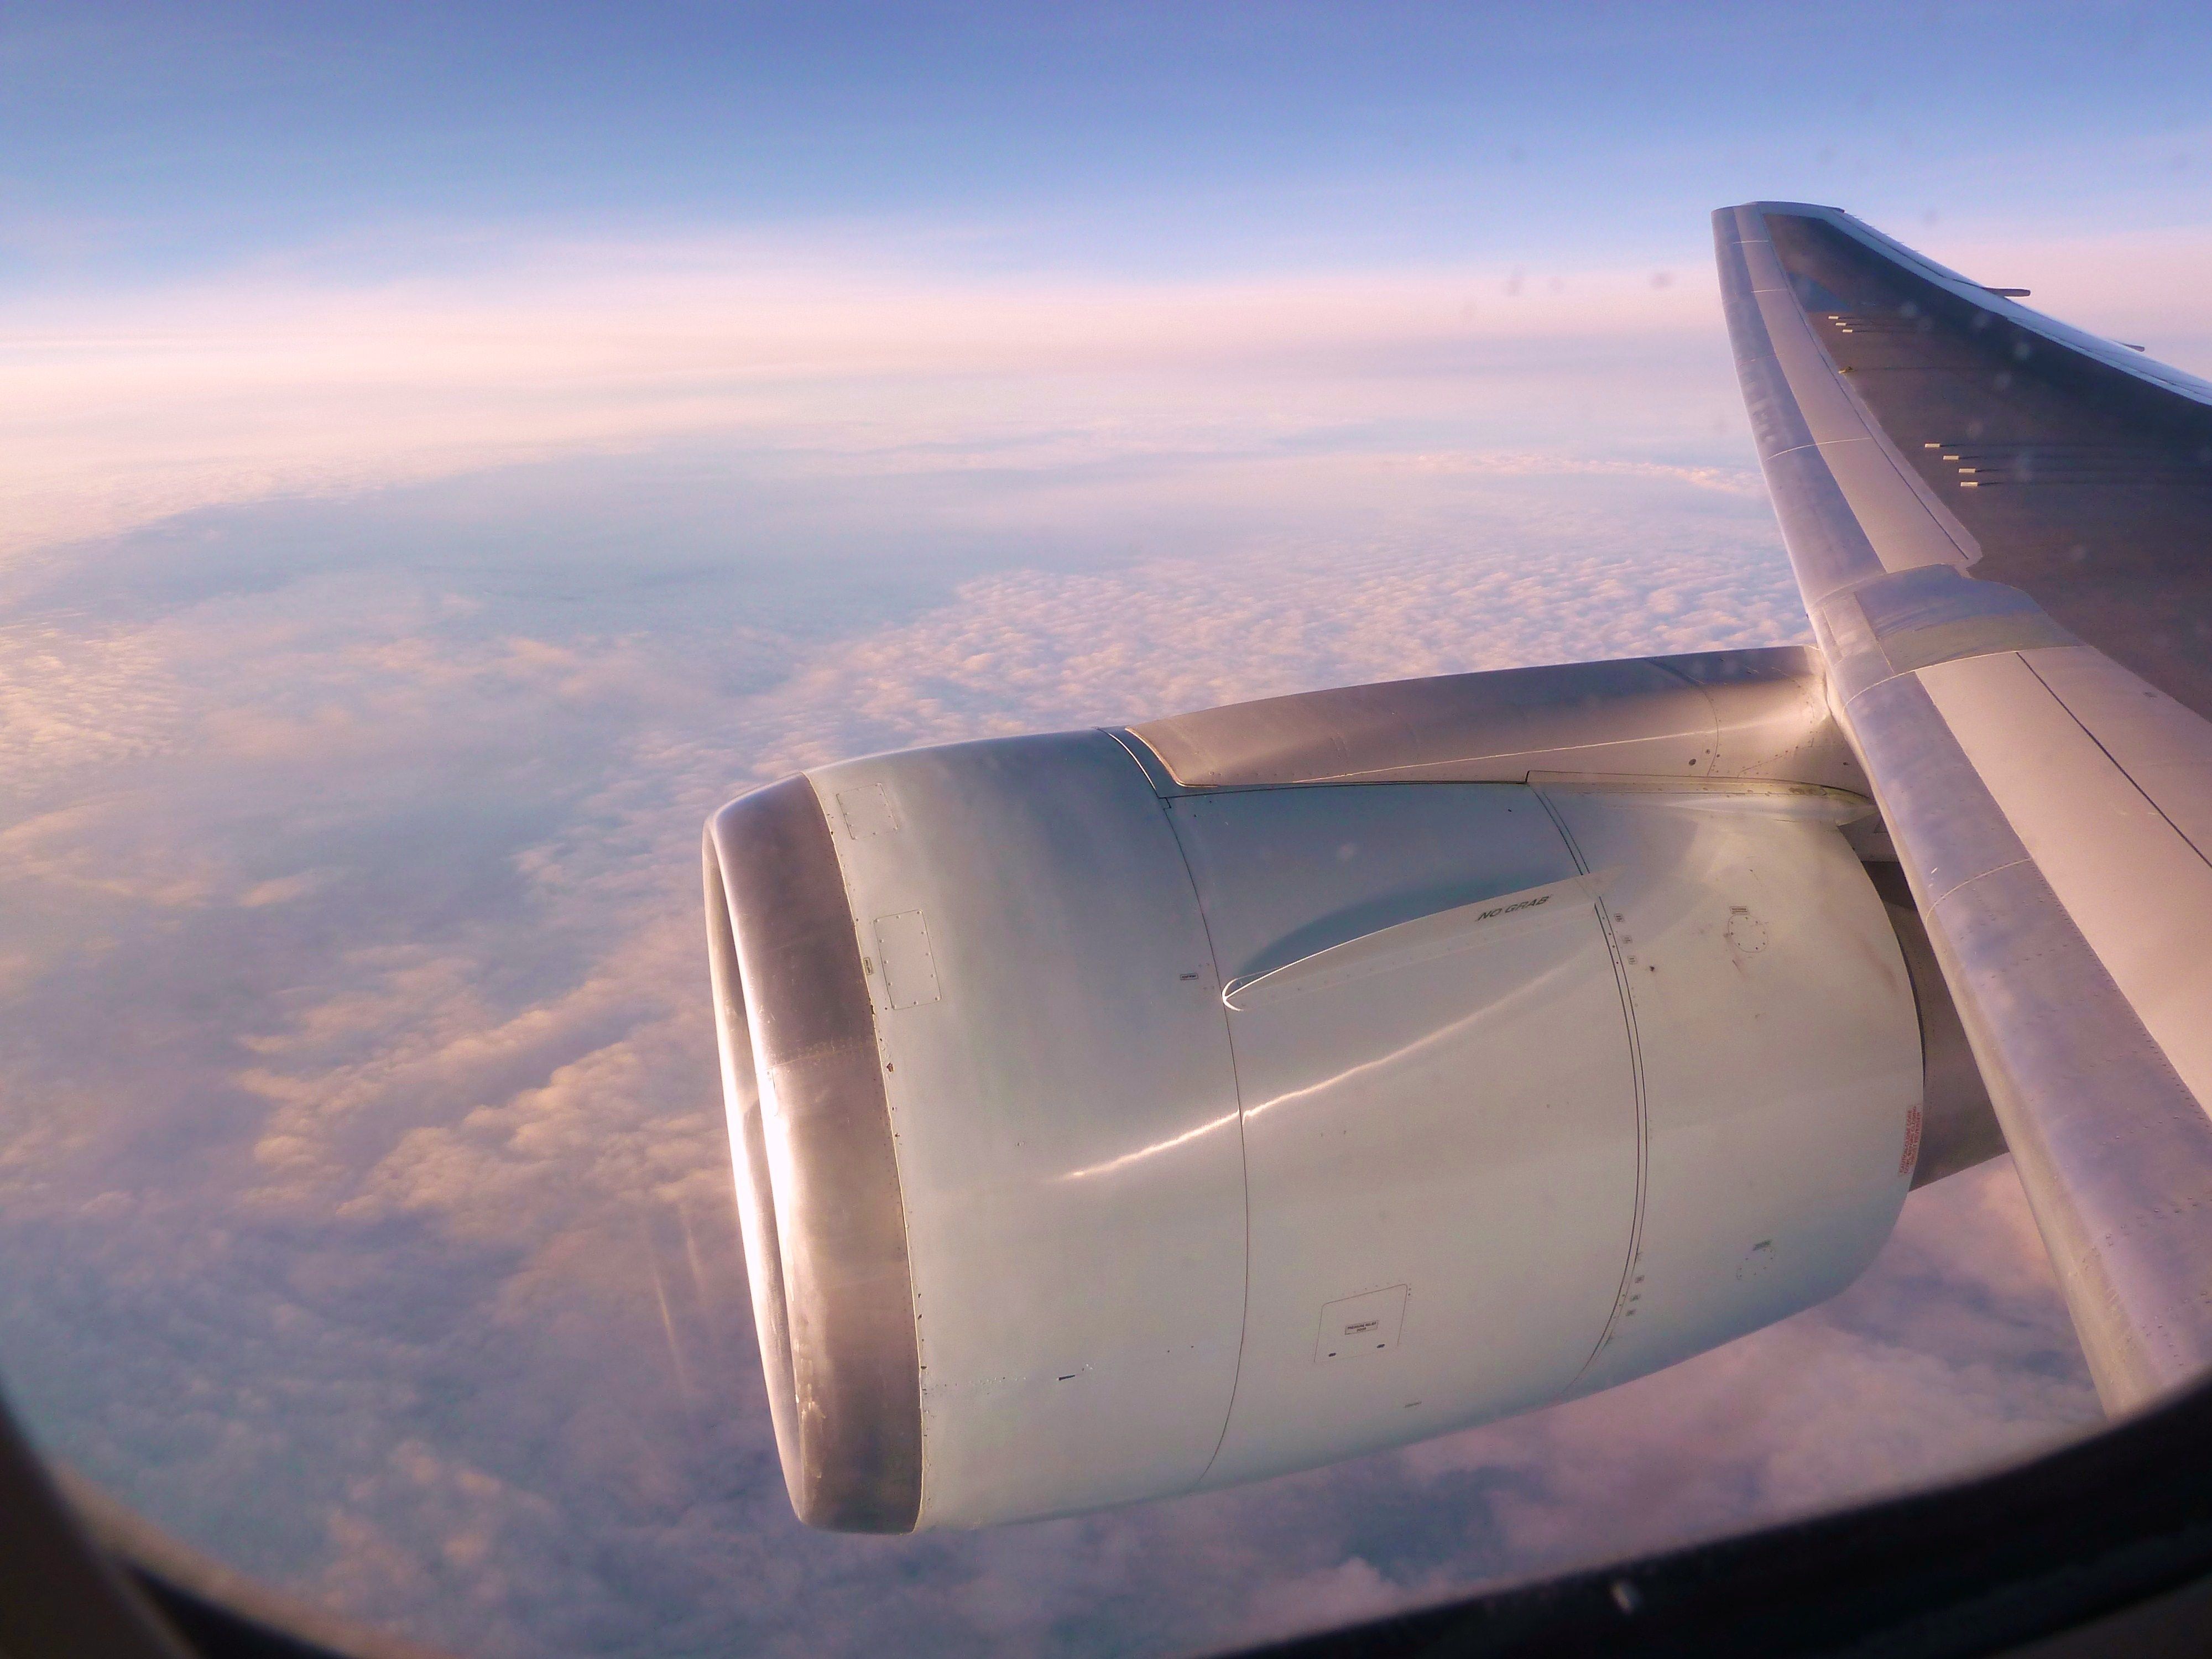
[1753,204,2212,715]
[1717,203,2212,1412]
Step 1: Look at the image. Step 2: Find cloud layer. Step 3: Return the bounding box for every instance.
[12,215,2212,569]
[1,233,1756,563]
[0,425,2101,1658]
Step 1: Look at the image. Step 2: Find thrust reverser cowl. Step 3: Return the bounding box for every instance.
[703,657,1925,1532]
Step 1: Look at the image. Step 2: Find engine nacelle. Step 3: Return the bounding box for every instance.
[704,658,1922,1533]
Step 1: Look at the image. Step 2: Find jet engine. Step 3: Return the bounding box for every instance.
[703,650,1930,1532]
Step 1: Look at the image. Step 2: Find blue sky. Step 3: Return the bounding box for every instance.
[1,4,2204,1655]
[11,1,2212,288]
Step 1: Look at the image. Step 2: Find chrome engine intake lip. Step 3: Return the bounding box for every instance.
[706,776,922,1534]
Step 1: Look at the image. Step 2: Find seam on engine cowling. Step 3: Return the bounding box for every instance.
[1538,787,1651,1389]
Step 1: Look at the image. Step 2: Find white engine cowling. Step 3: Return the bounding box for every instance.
[704,708,1921,1532]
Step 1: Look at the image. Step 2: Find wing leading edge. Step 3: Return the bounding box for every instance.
[1716,202,2212,1411]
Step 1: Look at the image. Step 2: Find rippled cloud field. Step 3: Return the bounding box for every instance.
[0,393,2104,1657]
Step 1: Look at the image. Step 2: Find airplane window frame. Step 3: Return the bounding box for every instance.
[13,1357,2212,1658]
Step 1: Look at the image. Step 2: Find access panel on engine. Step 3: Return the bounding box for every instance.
[1165,782,1641,1489]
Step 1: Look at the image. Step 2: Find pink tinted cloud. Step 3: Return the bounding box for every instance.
[1,236,1733,557]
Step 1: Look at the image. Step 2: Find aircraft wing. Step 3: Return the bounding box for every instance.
[1715,202,2212,1410]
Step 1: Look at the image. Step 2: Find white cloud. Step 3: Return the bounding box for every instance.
[0,398,2096,1657]
[12,218,2212,567]
[0,232,1747,560]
